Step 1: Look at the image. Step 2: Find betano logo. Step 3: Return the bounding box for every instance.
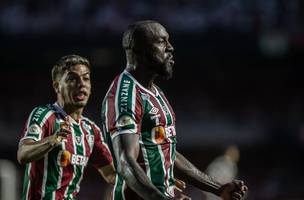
[151,126,166,144]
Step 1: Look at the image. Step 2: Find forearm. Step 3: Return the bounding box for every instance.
[118,155,171,200]
[175,151,221,196]
[17,136,57,164]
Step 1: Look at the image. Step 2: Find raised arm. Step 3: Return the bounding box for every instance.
[112,132,173,200]
[17,122,70,164]
[175,151,247,200]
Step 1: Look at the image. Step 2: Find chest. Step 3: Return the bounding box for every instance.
[140,92,176,145]
[50,119,95,166]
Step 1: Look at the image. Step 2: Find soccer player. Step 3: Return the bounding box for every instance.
[101,20,248,200]
[17,55,115,200]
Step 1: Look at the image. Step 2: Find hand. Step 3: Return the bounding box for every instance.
[50,121,71,146]
[219,180,248,200]
[174,178,186,192]
[174,179,191,200]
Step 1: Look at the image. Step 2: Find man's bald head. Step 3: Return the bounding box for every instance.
[122,20,161,50]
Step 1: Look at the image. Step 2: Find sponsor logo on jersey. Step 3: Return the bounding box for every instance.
[149,107,159,115]
[120,79,131,113]
[58,151,88,166]
[151,125,176,144]
[151,126,166,144]
[28,124,42,135]
[32,107,47,122]
[70,154,88,166]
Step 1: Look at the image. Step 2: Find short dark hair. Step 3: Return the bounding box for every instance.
[51,54,90,81]
[122,20,158,50]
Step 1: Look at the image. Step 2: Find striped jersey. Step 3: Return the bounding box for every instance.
[19,103,112,200]
[101,70,177,199]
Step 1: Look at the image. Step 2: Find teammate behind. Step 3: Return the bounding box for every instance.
[17,55,115,200]
[101,20,248,200]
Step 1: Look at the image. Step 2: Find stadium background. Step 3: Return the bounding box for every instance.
[1,0,304,199]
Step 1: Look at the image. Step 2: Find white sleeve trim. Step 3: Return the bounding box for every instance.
[111,130,138,140]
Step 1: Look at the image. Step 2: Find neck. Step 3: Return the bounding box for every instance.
[126,62,157,91]
[57,100,83,121]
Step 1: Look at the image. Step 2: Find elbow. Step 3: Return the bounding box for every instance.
[17,149,29,165]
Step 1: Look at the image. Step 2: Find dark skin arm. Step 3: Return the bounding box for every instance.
[17,122,70,165]
[175,151,247,200]
[97,162,116,185]
[112,133,174,200]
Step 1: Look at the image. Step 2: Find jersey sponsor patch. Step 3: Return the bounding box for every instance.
[28,124,42,135]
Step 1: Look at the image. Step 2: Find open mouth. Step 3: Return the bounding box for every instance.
[73,91,88,101]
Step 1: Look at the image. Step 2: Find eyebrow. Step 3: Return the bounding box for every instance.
[66,71,91,77]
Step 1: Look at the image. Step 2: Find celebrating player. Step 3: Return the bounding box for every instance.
[17,55,115,200]
[101,20,248,200]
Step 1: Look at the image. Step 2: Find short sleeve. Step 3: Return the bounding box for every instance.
[19,106,53,143]
[105,73,143,139]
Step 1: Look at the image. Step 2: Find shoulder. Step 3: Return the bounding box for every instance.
[28,104,55,125]
[81,116,101,133]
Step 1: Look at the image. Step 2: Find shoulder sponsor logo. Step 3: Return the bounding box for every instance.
[120,79,131,113]
[28,124,42,135]
[32,107,47,122]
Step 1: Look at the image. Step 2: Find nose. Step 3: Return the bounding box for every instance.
[167,41,174,52]
[77,77,86,87]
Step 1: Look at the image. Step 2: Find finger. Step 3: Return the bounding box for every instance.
[175,179,186,189]
[174,185,183,193]
[232,191,243,199]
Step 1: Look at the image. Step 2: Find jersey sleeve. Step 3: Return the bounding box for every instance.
[89,124,113,169]
[105,74,143,139]
[19,106,53,143]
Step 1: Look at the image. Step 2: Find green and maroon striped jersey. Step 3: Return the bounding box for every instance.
[101,70,177,199]
[19,103,112,200]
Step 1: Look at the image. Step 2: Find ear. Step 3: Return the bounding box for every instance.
[53,81,60,94]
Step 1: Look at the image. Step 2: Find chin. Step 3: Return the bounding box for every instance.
[74,101,87,108]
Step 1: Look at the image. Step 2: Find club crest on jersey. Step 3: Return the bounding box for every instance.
[86,135,94,149]
[75,136,82,145]
[28,124,42,135]
[149,107,159,115]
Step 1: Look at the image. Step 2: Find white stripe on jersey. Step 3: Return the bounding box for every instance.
[139,134,151,180]
[25,163,32,200]
[41,154,49,199]
[115,74,123,121]
[157,145,169,196]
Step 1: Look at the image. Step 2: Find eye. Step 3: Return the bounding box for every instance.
[66,75,77,82]
[83,76,91,81]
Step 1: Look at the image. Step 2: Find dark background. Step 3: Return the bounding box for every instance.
[1,0,304,199]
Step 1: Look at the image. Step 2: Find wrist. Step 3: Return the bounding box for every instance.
[48,134,60,147]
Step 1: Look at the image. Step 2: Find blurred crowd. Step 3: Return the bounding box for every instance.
[0,0,303,35]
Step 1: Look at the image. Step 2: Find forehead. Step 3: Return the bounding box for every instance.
[66,64,90,75]
[145,23,169,39]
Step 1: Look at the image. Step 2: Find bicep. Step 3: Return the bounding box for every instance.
[112,133,140,165]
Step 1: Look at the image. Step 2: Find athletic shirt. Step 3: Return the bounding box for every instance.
[19,104,112,200]
[101,70,177,200]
